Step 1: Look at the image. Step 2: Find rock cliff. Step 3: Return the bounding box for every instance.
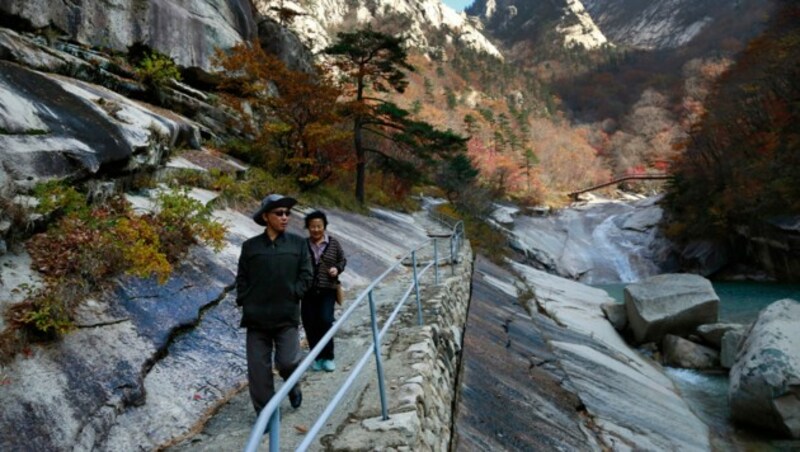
[468,0,764,50]
[0,0,257,72]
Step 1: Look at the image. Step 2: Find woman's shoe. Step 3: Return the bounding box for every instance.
[321,359,335,372]
[311,360,322,371]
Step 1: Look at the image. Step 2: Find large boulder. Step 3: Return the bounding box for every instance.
[0,0,256,72]
[624,273,719,344]
[729,299,800,438]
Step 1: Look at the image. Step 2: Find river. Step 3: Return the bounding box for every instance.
[596,281,800,450]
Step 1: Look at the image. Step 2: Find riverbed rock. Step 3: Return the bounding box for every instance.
[729,299,800,438]
[621,202,663,232]
[624,273,719,344]
[697,323,745,348]
[720,328,747,369]
[454,257,601,450]
[662,334,720,369]
[511,262,711,451]
[679,240,729,277]
[601,302,627,331]
[509,199,677,284]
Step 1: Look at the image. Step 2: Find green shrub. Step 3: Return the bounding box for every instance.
[154,188,226,257]
[33,180,88,217]
[17,295,72,338]
[134,51,181,98]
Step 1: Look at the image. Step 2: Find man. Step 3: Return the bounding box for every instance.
[236,194,313,417]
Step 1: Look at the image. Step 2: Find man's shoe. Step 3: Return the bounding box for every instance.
[310,360,322,371]
[289,385,302,409]
[321,359,336,372]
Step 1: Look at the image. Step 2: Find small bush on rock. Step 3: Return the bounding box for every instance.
[0,182,227,362]
[135,51,181,90]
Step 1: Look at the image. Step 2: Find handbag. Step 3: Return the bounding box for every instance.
[335,283,344,305]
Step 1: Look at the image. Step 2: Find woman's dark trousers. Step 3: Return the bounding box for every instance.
[301,288,336,361]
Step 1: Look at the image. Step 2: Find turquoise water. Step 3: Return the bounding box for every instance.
[595,280,800,449]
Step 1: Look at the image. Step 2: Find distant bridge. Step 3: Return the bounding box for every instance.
[568,173,671,200]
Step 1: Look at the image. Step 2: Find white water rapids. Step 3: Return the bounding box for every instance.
[507,195,675,284]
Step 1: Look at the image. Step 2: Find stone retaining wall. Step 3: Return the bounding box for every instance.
[328,245,473,451]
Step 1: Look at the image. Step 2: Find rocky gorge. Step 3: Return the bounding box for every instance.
[0,0,798,450]
[489,195,800,448]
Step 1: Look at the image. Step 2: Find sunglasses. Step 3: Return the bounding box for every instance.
[270,209,292,217]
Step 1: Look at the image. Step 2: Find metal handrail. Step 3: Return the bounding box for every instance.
[243,220,465,452]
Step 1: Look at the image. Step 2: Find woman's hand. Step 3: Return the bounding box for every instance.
[328,267,338,277]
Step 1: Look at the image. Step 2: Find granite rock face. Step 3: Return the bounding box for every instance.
[624,273,719,344]
[0,0,256,72]
[509,197,678,284]
[729,298,800,438]
[0,246,237,452]
[267,0,502,58]
[458,259,711,451]
[454,257,601,451]
[0,60,201,196]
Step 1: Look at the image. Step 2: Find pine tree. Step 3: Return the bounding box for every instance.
[325,27,467,203]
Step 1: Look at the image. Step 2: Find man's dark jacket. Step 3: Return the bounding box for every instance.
[236,231,313,329]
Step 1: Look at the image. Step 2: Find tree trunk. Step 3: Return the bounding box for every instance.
[354,116,365,204]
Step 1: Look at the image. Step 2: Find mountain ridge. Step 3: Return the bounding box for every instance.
[256,0,503,59]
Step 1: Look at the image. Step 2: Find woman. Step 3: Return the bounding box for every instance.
[302,210,347,372]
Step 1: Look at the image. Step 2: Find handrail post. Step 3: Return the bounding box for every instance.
[433,238,439,285]
[450,235,455,276]
[412,250,423,326]
[268,409,280,452]
[368,290,389,420]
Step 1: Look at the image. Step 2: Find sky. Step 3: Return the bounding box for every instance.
[442,0,473,12]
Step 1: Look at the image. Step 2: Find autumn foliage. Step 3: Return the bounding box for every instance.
[665,1,800,239]
[1,182,225,360]
[213,41,351,189]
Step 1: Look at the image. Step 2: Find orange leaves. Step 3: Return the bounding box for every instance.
[468,138,525,195]
[213,40,350,188]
